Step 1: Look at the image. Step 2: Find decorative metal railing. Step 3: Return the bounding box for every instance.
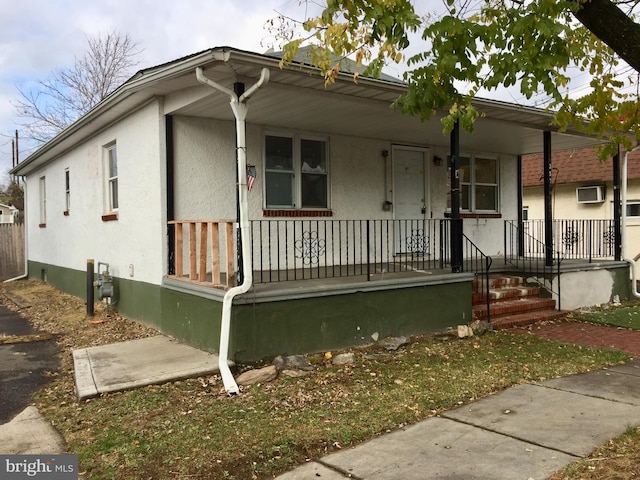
[522,219,617,261]
[504,220,562,309]
[249,219,452,283]
[462,234,493,321]
[167,218,493,297]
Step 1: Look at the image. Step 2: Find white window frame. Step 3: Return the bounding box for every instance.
[448,154,500,213]
[39,176,46,225]
[64,168,70,213]
[626,201,640,218]
[104,143,118,213]
[263,133,330,209]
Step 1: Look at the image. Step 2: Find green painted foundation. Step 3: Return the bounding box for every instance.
[27,261,472,363]
[232,282,471,363]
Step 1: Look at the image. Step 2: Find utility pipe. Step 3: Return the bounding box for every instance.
[4,177,28,283]
[622,145,640,298]
[196,66,270,395]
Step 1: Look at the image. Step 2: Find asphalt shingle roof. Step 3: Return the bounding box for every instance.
[522,147,640,187]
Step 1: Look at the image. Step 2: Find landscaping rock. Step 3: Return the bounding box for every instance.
[333,352,355,365]
[378,336,409,351]
[470,320,492,336]
[281,369,311,378]
[457,325,474,338]
[236,365,277,386]
[273,354,314,372]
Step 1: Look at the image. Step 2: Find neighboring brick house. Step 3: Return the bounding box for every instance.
[523,147,640,273]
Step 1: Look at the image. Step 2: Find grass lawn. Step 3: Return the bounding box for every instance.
[1,280,638,479]
[573,302,640,330]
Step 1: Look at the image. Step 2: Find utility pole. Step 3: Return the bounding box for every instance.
[14,130,20,185]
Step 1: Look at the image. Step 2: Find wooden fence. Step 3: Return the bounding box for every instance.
[0,223,25,281]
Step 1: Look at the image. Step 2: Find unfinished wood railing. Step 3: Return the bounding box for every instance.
[168,220,235,289]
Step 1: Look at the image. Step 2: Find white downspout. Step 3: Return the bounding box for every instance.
[196,66,270,395]
[622,145,640,298]
[4,177,28,283]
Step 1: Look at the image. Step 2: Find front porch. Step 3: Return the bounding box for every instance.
[167,217,623,289]
[160,217,631,362]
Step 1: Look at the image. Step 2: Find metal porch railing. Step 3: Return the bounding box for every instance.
[250,219,452,283]
[523,219,617,262]
[462,234,493,321]
[504,220,562,309]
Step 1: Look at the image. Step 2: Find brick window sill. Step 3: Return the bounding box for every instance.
[263,209,333,218]
[445,212,502,219]
[101,213,118,222]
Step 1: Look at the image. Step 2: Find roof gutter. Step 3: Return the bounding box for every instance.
[195,65,270,395]
[622,145,640,298]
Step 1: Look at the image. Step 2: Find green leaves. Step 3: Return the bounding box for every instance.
[277,0,639,146]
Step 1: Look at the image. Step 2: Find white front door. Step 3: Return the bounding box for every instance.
[393,146,429,254]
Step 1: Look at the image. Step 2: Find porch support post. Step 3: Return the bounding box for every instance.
[613,144,622,261]
[517,154,524,257]
[450,120,463,273]
[234,82,245,285]
[166,115,176,275]
[543,131,554,266]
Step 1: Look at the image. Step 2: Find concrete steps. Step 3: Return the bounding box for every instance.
[473,275,565,329]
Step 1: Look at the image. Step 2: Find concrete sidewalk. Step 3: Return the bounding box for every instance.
[72,335,222,400]
[277,361,640,479]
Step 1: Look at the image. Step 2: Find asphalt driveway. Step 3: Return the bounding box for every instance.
[0,304,60,424]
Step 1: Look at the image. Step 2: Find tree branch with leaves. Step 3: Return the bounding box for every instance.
[274,0,640,157]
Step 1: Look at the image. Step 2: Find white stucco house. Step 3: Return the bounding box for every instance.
[10,46,630,372]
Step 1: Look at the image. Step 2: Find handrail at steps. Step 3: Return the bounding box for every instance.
[504,220,562,310]
[462,234,492,322]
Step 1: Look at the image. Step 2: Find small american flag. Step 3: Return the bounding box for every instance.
[247,165,257,191]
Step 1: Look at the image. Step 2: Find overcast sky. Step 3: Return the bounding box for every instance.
[0,0,335,182]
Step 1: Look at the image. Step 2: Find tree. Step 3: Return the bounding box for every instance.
[14,31,141,144]
[274,0,640,156]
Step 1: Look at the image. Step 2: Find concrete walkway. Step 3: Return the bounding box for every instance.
[0,406,66,454]
[72,335,222,400]
[277,360,640,479]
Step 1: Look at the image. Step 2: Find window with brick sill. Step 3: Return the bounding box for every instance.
[264,134,329,210]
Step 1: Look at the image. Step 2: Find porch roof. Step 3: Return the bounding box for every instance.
[13,46,605,176]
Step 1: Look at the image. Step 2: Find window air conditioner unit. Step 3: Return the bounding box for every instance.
[576,186,605,204]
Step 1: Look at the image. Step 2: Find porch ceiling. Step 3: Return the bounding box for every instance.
[170,54,604,157]
[14,47,605,176]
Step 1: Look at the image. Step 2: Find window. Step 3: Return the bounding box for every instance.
[39,176,46,226]
[106,144,118,212]
[64,168,70,214]
[264,134,329,209]
[627,202,640,218]
[448,155,499,212]
[522,206,529,221]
